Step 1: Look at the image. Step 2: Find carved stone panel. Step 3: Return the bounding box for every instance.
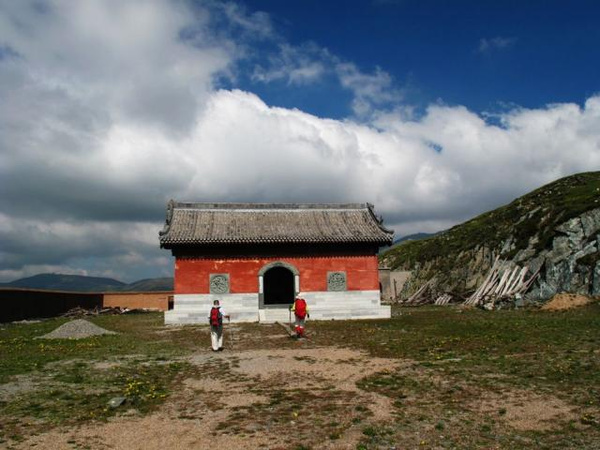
[210,274,230,294]
[327,271,347,291]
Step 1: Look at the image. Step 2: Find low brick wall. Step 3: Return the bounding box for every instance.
[103,292,173,311]
[0,289,174,322]
[0,289,103,322]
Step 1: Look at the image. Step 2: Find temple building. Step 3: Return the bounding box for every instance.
[159,201,394,324]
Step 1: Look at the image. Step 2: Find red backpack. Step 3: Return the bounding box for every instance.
[210,307,222,327]
[294,298,307,319]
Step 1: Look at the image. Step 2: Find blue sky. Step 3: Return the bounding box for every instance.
[235,0,600,118]
[0,0,599,282]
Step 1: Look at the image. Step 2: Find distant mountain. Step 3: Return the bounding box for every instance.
[0,274,125,292]
[379,232,438,254]
[0,273,173,292]
[394,232,438,246]
[120,278,174,292]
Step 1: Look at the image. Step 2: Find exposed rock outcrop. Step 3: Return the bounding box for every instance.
[523,208,600,300]
[381,172,600,304]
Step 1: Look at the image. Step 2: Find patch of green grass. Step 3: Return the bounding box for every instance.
[362,426,377,437]
[1,359,193,439]
[0,313,200,442]
[0,313,191,383]
[316,305,600,401]
[357,369,429,399]
[216,387,365,442]
[356,424,395,449]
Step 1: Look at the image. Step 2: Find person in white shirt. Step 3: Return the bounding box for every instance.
[208,299,230,351]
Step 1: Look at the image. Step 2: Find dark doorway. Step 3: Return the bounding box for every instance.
[263,267,294,306]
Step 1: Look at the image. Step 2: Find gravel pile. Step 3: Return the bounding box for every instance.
[39,319,117,339]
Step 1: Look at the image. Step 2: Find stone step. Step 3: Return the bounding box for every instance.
[165,310,258,324]
[165,306,391,324]
[173,306,258,313]
[258,308,292,323]
[309,306,390,320]
[307,302,381,309]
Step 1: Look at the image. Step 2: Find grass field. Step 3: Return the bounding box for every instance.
[1,304,599,449]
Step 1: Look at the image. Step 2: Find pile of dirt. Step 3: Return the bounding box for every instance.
[39,319,117,339]
[541,293,595,311]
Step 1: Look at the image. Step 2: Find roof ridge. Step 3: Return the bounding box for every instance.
[171,202,370,210]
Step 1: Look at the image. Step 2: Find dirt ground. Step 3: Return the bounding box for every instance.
[9,344,581,450]
[471,389,576,432]
[12,346,399,450]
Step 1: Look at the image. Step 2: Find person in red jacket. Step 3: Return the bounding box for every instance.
[290,294,309,338]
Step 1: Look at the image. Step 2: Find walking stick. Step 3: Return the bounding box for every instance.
[228,317,234,350]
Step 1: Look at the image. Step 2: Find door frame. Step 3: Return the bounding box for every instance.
[258,261,299,309]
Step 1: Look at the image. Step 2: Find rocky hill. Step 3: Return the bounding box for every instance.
[381,171,600,303]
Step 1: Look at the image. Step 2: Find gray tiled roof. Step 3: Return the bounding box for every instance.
[159,202,394,246]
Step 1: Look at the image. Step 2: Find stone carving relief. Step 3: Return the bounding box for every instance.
[210,274,230,294]
[327,271,347,291]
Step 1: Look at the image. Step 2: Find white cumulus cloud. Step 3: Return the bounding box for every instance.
[1,0,599,282]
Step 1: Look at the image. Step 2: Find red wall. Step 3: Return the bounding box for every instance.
[174,255,379,294]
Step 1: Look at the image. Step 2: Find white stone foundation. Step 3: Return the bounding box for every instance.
[165,293,259,325]
[164,290,390,325]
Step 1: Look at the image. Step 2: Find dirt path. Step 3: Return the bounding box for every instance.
[15,347,402,450]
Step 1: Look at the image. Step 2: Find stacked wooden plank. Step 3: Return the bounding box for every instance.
[434,294,453,306]
[401,279,435,305]
[465,257,540,309]
[398,256,540,309]
[61,306,131,317]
